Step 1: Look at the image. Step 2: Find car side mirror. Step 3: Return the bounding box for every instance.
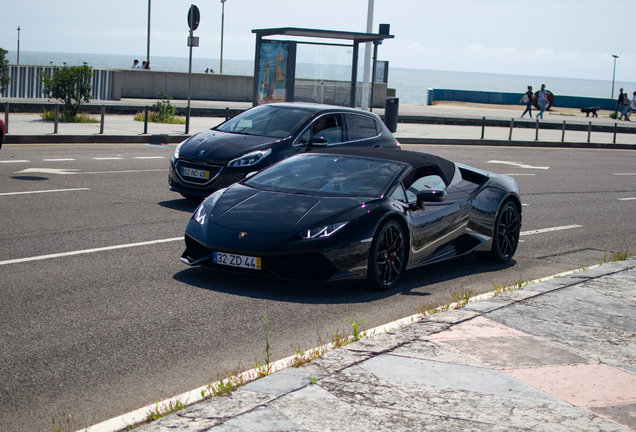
[416,189,446,210]
[303,136,329,151]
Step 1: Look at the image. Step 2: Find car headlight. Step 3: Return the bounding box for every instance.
[192,189,225,225]
[228,149,272,167]
[173,141,186,159]
[300,222,348,240]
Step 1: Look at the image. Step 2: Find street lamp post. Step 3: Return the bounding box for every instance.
[220,0,226,74]
[146,0,152,67]
[17,26,20,64]
[611,54,619,99]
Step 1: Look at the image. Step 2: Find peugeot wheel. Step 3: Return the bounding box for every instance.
[367,220,406,290]
[489,202,520,262]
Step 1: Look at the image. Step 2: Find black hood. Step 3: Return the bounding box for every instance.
[212,186,364,234]
[180,130,282,163]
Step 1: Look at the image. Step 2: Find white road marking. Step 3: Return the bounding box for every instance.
[0,237,182,266]
[0,188,89,197]
[503,173,536,176]
[0,160,30,163]
[520,225,582,236]
[618,197,636,201]
[43,158,76,162]
[14,168,167,175]
[15,168,80,175]
[488,160,550,170]
[93,157,124,160]
[81,169,168,174]
[613,173,636,176]
[134,156,166,159]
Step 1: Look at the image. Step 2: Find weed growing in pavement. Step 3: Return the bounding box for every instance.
[146,394,185,422]
[345,317,367,341]
[491,279,530,296]
[418,300,442,316]
[288,346,326,368]
[604,245,634,263]
[204,370,247,398]
[450,289,473,309]
[261,314,272,377]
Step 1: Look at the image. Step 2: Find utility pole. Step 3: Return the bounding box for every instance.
[220,0,226,74]
[611,54,619,98]
[17,26,21,64]
[146,0,152,66]
[361,0,374,110]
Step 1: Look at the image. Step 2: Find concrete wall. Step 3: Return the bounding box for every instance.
[427,88,616,110]
[113,70,388,107]
[114,70,254,102]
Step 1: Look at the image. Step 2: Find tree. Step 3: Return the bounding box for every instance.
[40,63,93,121]
[0,48,10,94]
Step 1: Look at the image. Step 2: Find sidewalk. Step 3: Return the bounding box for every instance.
[91,259,636,432]
[2,99,636,148]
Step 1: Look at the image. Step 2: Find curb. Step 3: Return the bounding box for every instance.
[4,135,635,149]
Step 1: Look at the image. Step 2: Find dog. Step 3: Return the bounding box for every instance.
[581,107,600,117]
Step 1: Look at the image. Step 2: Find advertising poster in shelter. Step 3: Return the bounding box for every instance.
[257,41,289,104]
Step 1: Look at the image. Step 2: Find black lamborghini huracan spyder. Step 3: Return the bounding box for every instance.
[181,147,522,290]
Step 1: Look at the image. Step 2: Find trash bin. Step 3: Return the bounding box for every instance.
[384,97,399,133]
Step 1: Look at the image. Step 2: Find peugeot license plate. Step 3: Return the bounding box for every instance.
[213,252,261,270]
[182,167,209,179]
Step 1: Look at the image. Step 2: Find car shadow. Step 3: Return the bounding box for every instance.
[172,256,518,305]
[158,198,200,213]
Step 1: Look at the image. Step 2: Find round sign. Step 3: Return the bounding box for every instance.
[187,5,200,31]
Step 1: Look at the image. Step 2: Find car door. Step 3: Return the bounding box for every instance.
[342,113,382,147]
[404,171,472,267]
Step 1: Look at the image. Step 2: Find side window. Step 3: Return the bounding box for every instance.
[390,184,407,202]
[345,114,379,141]
[297,115,343,145]
[406,172,446,203]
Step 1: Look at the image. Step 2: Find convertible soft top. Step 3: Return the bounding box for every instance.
[311,147,456,186]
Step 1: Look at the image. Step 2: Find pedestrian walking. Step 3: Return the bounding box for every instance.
[614,88,624,119]
[131,59,139,69]
[537,84,548,119]
[630,91,636,115]
[620,93,631,121]
[520,86,534,118]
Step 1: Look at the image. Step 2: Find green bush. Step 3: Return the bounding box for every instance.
[0,48,9,94]
[40,63,93,121]
[134,91,185,124]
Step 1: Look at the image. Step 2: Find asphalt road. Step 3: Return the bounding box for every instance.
[1,143,635,431]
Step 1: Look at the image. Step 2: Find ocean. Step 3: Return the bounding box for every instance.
[7,50,635,106]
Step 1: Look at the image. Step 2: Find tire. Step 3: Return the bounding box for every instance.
[489,202,520,262]
[367,220,406,290]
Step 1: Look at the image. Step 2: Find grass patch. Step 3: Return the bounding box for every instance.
[41,109,99,123]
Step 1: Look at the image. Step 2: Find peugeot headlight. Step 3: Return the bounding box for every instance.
[173,140,186,159]
[192,189,225,225]
[300,222,348,240]
[228,149,272,167]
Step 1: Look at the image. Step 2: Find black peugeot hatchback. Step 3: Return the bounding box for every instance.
[168,102,400,199]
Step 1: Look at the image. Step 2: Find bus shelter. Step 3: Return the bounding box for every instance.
[252,27,393,108]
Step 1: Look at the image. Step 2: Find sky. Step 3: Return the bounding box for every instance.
[1,0,634,82]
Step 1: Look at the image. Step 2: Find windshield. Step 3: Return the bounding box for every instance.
[244,154,406,198]
[214,105,313,138]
